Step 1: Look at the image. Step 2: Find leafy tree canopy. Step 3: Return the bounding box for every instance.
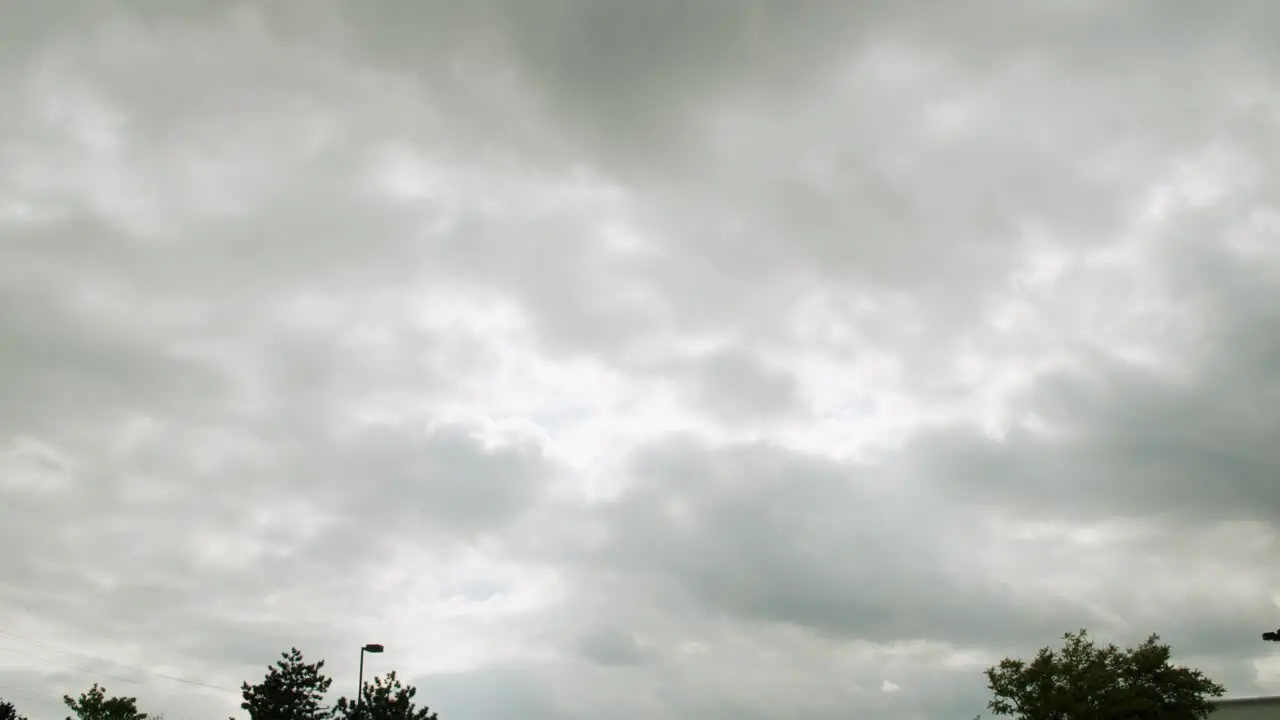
[983,629,1225,720]
[238,647,333,720]
[0,699,28,720]
[63,684,148,720]
[334,671,438,720]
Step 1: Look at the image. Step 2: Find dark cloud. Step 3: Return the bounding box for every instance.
[2,1,1280,719]
[0,279,226,437]
[414,665,560,720]
[574,628,648,668]
[302,423,558,541]
[326,0,874,174]
[580,436,1103,649]
[909,243,1280,524]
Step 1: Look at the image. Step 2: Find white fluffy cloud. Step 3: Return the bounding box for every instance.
[2,2,1279,719]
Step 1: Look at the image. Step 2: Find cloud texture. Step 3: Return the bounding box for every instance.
[2,2,1280,718]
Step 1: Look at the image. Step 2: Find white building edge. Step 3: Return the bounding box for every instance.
[1212,696,1280,720]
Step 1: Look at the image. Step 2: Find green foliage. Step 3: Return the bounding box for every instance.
[333,671,438,720]
[983,629,1225,720]
[27,647,436,720]
[238,647,334,720]
[1,699,28,720]
[63,684,148,720]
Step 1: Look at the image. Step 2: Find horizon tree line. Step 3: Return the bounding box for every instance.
[0,647,437,720]
[1,632,1228,720]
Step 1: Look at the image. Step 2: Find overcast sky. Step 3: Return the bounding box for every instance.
[2,2,1279,719]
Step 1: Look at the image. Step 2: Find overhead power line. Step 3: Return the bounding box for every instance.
[0,628,239,693]
[0,633,238,720]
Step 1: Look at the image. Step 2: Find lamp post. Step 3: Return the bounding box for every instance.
[1265,630,1280,642]
[356,643,384,717]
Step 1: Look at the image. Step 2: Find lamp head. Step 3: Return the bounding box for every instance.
[362,643,384,653]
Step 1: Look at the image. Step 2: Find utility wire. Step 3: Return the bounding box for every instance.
[0,647,221,720]
[0,644,149,689]
[0,645,209,720]
[0,628,244,720]
[0,628,238,693]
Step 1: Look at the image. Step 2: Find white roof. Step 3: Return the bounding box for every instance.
[1214,696,1280,707]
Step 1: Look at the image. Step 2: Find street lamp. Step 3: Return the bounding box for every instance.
[1264,630,1280,642]
[356,643,384,717]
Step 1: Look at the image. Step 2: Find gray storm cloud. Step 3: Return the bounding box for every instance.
[1,2,1279,719]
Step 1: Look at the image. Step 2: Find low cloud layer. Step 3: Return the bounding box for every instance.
[2,2,1279,719]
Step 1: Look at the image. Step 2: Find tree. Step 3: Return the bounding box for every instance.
[983,629,1225,720]
[238,648,333,720]
[333,671,438,720]
[63,684,148,720]
[1,699,28,720]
